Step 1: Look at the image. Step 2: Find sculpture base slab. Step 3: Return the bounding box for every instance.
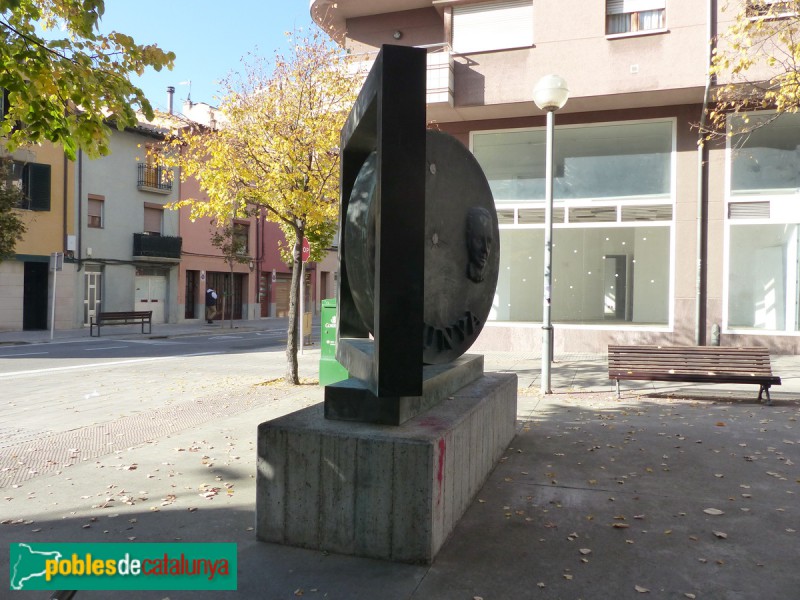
[325,354,484,425]
[256,372,517,564]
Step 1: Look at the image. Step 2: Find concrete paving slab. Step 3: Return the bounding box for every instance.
[411,393,800,600]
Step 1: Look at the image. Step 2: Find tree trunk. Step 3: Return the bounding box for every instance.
[285,228,303,384]
[221,285,227,326]
[229,264,234,329]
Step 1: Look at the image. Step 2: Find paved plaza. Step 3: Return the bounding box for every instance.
[1,322,798,599]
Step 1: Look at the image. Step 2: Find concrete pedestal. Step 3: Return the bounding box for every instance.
[256,372,517,564]
[325,354,485,425]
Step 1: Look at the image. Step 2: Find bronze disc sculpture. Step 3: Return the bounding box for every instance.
[345,130,499,364]
[327,44,500,424]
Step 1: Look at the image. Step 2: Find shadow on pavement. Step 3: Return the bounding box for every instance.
[2,395,798,599]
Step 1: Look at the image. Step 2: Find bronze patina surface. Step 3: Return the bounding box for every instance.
[344,130,499,364]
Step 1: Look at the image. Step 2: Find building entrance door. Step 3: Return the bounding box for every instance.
[185,270,198,319]
[83,270,102,325]
[207,272,244,320]
[135,274,167,323]
[23,262,48,330]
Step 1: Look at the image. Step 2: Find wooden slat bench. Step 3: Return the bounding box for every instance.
[90,311,152,337]
[608,345,781,404]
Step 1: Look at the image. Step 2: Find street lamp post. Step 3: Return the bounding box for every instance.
[533,74,569,394]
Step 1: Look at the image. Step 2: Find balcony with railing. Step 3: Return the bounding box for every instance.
[133,233,182,262]
[137,164,173,194]
[349,44,454,107]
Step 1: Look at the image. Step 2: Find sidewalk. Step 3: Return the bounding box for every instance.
[1,324,799,598]
[0,317,293,346]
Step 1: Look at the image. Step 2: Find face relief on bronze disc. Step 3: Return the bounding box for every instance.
[344,131,499,364]
[423,130,498,363]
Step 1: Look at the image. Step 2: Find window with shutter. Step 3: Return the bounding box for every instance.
[24,163,51,211]
[746,0,795,17]
[143,206,163,235]
[606,0,666,35]
[452,0,533,54]
[233,223,249,256]
[0,88,9,121]
[88,195,104,228]
[5,161,24,207]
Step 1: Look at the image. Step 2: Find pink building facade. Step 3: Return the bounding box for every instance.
[254,218,338,319]
[176,100,338,323]
[176,174,260,323]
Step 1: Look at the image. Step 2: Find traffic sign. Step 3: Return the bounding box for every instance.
[302,237,310,263]
[49,252,63,272]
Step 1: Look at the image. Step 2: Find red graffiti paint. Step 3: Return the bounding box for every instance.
[437,437,446,505]
[418,417,446,432]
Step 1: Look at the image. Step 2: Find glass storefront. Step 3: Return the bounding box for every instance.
[727,113,800,333]
[728,224,800,331]
[494,226,670,324]
[472,120,672,202]
[730,113,800,194]
[473,119,674,327]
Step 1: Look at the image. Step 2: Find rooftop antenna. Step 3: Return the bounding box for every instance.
[179,80,192,103]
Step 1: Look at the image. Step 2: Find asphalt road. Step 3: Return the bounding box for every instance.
[0,328,292,367]
[0,326,321,455]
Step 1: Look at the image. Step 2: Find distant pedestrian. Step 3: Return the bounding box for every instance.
[205,287,218,324]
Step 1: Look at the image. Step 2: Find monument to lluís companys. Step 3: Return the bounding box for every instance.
[256,45,518,564]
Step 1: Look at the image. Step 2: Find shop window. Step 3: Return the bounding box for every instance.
[472,120,673,202]
[729,113,800,195]
[726,112,800,332]
[493,226,669,325]
[728,224,800,331]
[473,119,674,327]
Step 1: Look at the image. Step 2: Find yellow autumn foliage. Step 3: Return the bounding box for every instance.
[708,1,800,137]
[159,29,361,383]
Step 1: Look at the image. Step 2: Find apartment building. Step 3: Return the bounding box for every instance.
[0,122,183,333]
[71,123,181,327]
[311,0,800,353]
[0,94,335,332]
[0,142,75,331]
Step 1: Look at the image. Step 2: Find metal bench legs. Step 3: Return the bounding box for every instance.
[758,384,773,405]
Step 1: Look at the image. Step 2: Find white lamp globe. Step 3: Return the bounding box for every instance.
[533,74,570,112]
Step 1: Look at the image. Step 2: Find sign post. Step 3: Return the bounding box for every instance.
[49,252,63,340]
[299,237,310,354]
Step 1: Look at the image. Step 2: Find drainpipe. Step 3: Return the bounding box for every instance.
[62,151,68,252]
[77,149,83,267]
[696,0,716,346]
[256,209,262,312]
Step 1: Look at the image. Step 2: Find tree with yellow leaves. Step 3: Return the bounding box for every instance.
[707,1,800,138]
[162,30,359,384]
